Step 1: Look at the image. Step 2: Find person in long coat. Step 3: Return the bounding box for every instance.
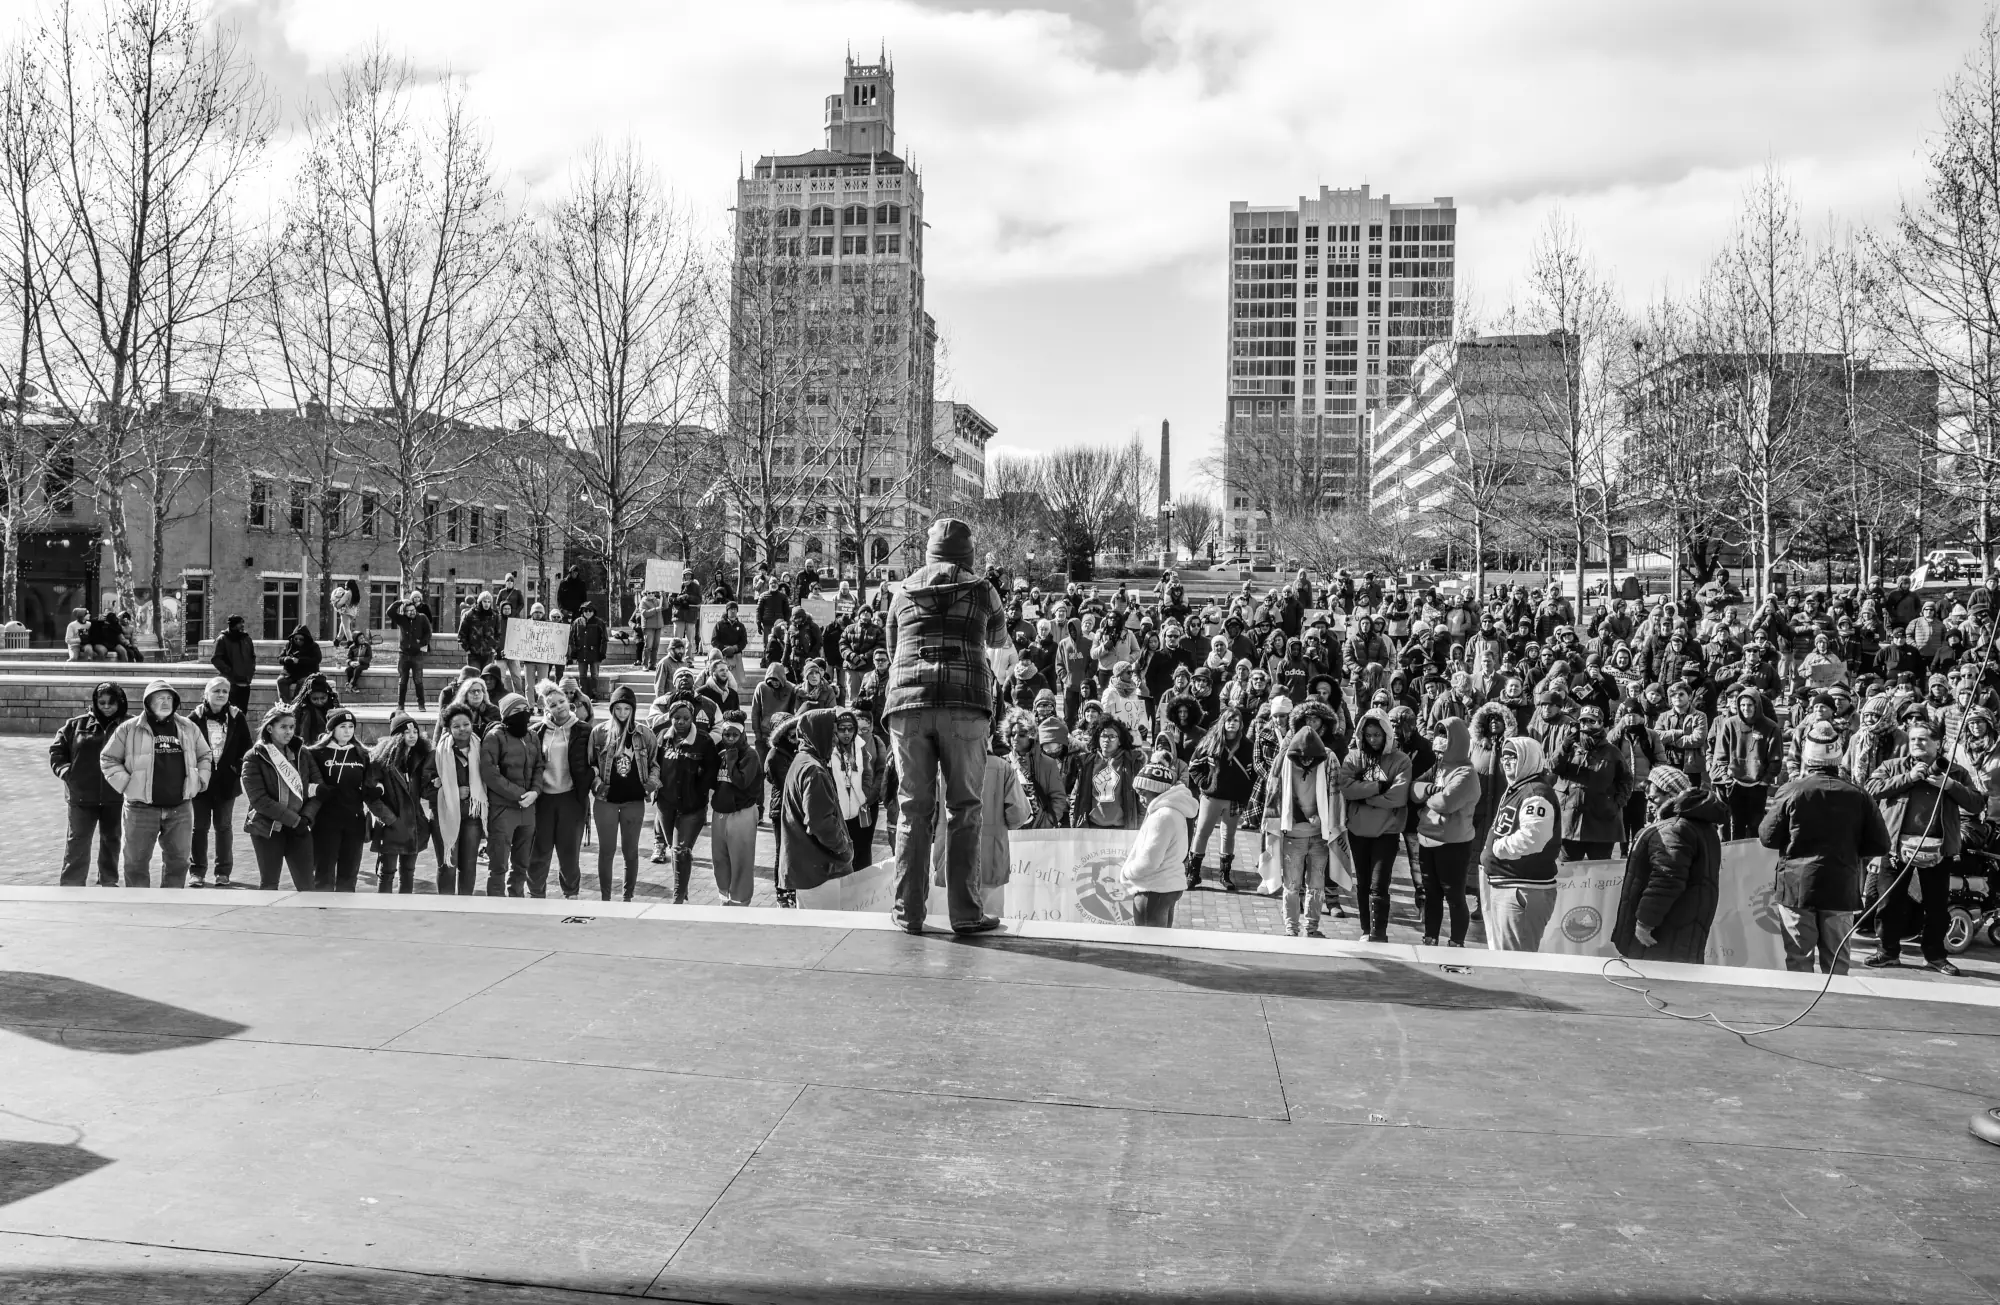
[364,712,435,894]
[1611,766,1729,964]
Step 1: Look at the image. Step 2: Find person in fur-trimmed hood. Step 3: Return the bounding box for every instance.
[1612,766,1729,965]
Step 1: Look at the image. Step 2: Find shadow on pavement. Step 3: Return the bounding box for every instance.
[0,971,248,1051]
[959,935,1574,1012]
[0,1140,111,1209]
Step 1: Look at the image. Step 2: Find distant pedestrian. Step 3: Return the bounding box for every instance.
[210,614,257,713]
[388,590,433,711]
[529,680,594,899]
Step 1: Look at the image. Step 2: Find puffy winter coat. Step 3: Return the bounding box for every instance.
[1120,783,1201,894]
[1612,787,1729,963]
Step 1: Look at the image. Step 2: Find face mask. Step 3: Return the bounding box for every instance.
[505,712,530,738]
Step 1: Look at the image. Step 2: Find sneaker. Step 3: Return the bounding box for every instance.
[1332,906,1348,919]
[1305,925,1325,939]
[650,847,668,863]
[188,874,206,888]
[1926,959,1963,977]
[952,916,1002,936]
[212,875,234,889]
[1863,953,1901,969]
[1286,920,1301,937]
[1420,936,1438,947]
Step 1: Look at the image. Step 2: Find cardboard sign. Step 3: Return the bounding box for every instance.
[502,617,572,665]
[643,558,685,594]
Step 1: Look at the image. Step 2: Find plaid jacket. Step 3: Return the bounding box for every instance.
[883,563,1008,719]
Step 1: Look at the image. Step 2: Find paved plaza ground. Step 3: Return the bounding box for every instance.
[0,893,1997,1302]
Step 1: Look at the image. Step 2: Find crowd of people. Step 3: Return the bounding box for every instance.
[41,533,2000,974]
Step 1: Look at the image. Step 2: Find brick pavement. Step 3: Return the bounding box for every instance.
[0,736,1459,941]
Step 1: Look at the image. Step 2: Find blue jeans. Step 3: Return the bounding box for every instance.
[122,801,193,887]
[888,705,989,930]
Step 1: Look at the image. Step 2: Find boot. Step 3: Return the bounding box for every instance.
[1184,852,1203,891]
[672,864,691,905]
[1218,854,1238,893]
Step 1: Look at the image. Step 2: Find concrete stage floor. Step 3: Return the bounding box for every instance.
[1,891,1997,1304]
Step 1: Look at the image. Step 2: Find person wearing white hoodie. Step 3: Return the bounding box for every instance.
[1120,755,1199,927]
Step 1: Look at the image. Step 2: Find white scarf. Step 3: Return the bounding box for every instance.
[1278,755,1342,837]
[831,737,866,821]
[259,741,303,801]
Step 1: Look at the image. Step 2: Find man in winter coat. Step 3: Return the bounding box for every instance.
[1611,766,1729,964]
[98,679,214,888]
[1481,735,1561,951]
[210,614,257,712]
[779,707,855,894]
[458,592,505,669]
[186,676,253,887]
[750,660,799,754]
[881,518,1008,936]
[1758,721,1891,974]
[49,681,130,885]
[1863,717,1985,974]
[839,608,886,704]
[569,603,608,698]
[388,591,434,711]
[1550,704,1632,860]
[480,693,545,896]
[1710,686,1785,839]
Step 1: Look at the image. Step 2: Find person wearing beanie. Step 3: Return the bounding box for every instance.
[1611,764,1730,964]
[1120,758,1199,927]
[590,684,660,902]
[480,692,545,895]
[305,706,370,891]
[49,681,130,885]
[97,678,214,888]
[880,515,1008,936]
[241,700,324,891]
[1862,716,1985,974]
[186,675,253,887]
[363,712,434,894]
[1757,721,1891,975]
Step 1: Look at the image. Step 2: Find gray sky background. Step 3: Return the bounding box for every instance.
[34,0,1994,495]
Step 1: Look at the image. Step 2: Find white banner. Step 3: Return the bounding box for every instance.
[501,617,572,666]
[1491,838,1787,969]
[643,558,685,594]
[796,829,1142,925]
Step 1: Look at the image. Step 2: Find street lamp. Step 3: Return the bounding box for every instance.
[1158,499,1175,569]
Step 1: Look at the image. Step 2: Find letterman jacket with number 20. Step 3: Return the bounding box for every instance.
[1480,772,1561,889]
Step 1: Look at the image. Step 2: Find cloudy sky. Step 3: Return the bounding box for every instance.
[67,0,2000,492]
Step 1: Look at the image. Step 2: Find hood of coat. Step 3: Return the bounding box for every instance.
[1469,701,1512,748]
[899,564,989,610]
[1150,783,1201,821]
[1282,724,1329,767]
[1660,786,1729,824]
[1355,708,1394,757]
[139,677,180,717]
[91,680,129,723]
[794,707,841,764]
[1432,716,1470,768]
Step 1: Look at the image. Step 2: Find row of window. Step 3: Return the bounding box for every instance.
[247,481,509,549]
[773,203,906,229]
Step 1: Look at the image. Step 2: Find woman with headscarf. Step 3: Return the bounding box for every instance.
[241,701,323,891]
[307,707,371,891]
[364,712,435,894]
[591,684,659,901]
[433,702,488,895]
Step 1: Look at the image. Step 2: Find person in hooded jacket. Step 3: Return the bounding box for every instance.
[1391,705,1435,914]
[830,707,886,864]
[591,684,660,901]
[293,673,340,755]
[241,701,323,890]
[1262,723,1350,937]
[210,614,257,712]
[779,707,855,895]
[364,713,435,893]
[1612,766,1730,964]
[1340,709,1411,941]
[307,707,371,891]
[652,694,717,902]
[1467,701,1512,853]
[1121,758,1199,926]
[50,681,130,885]
[276,625,322,703]
[528,680,596,899]
[1550,704,1633,860]
[1482,736,1561,949]
[481,693,544,896]
[98,679,214,888]
[1413,717,1481,947]
[433,703,488,895]
[1186,710,1257,892]
[186,676,252,887]
[1709,686,1785,839]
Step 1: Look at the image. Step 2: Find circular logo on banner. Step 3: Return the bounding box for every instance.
[1561,905,1603,944]
[1071,851,1135,925]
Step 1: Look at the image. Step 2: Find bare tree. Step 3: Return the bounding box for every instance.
[1624,295,1738,602]
[300,47,519,589]
[36,0,268,634]
[1874,13,2000,581]
[1170,492,1217,560]
[525,140,717,621]
[1035,444,1150,581]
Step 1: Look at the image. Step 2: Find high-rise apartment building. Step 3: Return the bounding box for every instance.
[729,54,937,576]
[1221,186,1456,557]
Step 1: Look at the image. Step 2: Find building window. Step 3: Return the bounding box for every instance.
[360,492,377,538]
[810,206,834,227]
[809,235,835,256]
[777,207,802,227]
[446,504,462,545]
[453,581,479,624]
[841,235,865,255]
[44,452,75,514]
[248,480,269,531]
[368,580,396,631]
[261,578,301,640]
[494,508,508,546]
[875,203,902,226]
[874,234,901,254]
[867,477,883,496]
[423,497,439,543]
[182,574,208,646]
[468,506,483,548]
[842,204,868,226]
[322,488,343,534]
[287,483,308,533]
